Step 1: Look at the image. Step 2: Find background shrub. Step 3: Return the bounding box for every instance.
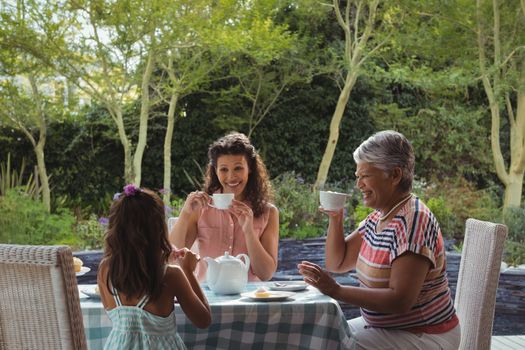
[0,188,78,247]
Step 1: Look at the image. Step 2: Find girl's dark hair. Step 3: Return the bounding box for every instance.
[204,132,273,217]
[103,188,171,301]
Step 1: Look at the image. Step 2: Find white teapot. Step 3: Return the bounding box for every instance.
[203,252,250,294]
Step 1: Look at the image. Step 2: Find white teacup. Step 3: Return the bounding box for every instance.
[319,191,347,210]
[212,193,234,210]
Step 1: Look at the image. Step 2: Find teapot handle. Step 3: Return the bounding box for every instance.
[236,253,250,271]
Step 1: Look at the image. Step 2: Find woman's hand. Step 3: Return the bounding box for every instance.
[319,206,344,219]
[229,200,254,235]
[298,261,340,297]
[180,191,210,216]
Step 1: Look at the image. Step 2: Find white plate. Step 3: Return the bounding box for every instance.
[76,266,91,276]
[81,286,100,299]
[240,291,295,302]
[269,282,308,292]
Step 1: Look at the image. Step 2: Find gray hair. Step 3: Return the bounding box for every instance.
[353,130,415,192]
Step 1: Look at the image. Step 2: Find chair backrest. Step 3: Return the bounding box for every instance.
[0,244,87,350]
[454,218,507,350]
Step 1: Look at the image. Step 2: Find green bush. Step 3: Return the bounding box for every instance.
[0,188,78,247]
[503,207,525,242]
[272,172,325,238]
[353,204,373,225]
[425,197,458,239]
[420,177,501,238]
[75,214,106,250]
[504,240,525,266]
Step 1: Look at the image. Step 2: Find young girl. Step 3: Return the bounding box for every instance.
[170,132,279,282]
[97,184,211,350]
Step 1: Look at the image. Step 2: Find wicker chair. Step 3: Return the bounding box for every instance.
[454,218,507,350]
[0,244,87,350]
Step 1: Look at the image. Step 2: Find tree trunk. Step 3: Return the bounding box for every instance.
[28,75,51,212]
[163,93,179,204]
[504,172,524,208]
[133,47,156,186]
[34,143,50,212]
[111,106,133,184]
[314,71,358,189]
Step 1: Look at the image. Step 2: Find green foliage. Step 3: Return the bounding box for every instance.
[168,196,186,218]
[426,197,457,239]
[75,214,106,250]
[0,153,39,198]
[501,207,525,266]
[420,178,501,238]
[272,172,324,238]
[504,240,525,267]
[0,188,78,247]
[353,204,373,225]
[503,207,525,243]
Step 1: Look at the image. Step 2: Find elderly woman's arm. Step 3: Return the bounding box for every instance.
[324,210,362,273]
[302,252,431,314]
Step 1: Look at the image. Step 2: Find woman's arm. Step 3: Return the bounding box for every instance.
[169,191,208,249]
[299,252,431,313]
[323,209,362,273]
[231,202,279,281]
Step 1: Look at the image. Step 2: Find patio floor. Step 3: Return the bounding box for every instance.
[492,335,525,349]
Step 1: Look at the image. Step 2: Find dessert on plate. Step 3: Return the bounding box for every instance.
[254,287,271,298]
[73,257,83,273]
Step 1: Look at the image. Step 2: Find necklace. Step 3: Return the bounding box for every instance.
[379,194,413,221]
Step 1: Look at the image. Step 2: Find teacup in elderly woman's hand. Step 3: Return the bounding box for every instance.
[319,191,347,211]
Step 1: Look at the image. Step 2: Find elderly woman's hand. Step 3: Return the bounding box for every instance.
[298,261,340,297]
[319,206,344,219]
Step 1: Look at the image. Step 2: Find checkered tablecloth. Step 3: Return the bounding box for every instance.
[79,282,356,350]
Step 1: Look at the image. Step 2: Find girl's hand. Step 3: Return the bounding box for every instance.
[179,249,200,273]
[168,245,185,265]
[298,261,339,297]
[228,200,254,235]
[181,191,210,216]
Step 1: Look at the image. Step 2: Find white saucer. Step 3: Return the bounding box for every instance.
[81,286,100,299]
[76,266,90,276]
[269,282,308,292]
[240,291,294,302]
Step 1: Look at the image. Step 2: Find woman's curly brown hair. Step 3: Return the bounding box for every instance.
[204,132,273,217]
[103,188,171,301]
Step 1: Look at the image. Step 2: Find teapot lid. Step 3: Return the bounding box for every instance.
[217,251,241,264]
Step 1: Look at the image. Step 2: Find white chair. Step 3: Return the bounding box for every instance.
[454,218,507,350]
[0,244,87,350]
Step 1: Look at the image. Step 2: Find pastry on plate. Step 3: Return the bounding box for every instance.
[73,257,83,273]
[254,287,271,298]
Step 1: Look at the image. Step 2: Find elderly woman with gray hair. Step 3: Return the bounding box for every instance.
[298,131,460,349]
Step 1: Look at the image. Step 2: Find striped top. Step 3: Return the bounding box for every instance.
[103,286,186,350]
[355,196,458,332]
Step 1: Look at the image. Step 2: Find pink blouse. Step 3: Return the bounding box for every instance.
[195,204,271,282]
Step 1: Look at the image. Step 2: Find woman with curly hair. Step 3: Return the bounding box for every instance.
[170,132,279,281]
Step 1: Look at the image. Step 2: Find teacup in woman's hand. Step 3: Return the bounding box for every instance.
[212,193,234,209]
